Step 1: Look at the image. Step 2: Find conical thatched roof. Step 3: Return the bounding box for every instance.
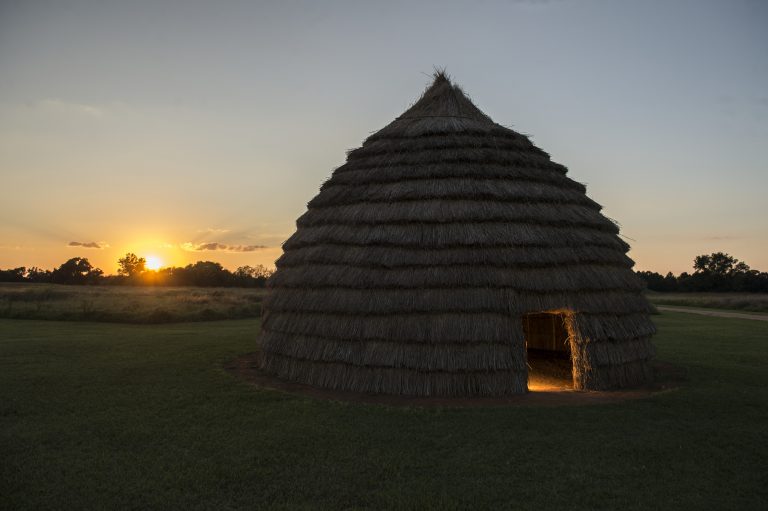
[260,73,656,397]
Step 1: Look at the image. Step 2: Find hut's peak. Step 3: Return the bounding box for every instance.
[397,72,495,124]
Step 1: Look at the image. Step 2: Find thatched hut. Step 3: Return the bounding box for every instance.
[259,73,656,396]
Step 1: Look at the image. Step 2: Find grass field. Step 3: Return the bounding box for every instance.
[0,283,266,323]
[5,283,767,327]
[1,312,767,510]
[646,291,768,313]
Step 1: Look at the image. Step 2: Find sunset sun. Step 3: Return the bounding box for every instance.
[145,255,162,271]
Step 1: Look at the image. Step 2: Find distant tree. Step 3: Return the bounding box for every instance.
[675,272,693,292]
[118,253,146,277]
[233,265,253,279]
[51,257,103,285]
[26,266,52,283]
[732,261,752,274]
[0,267,26,282]
[691,252,757,291]
[636,270,678,292]
[693,252,740,276]
[233,264,273,287]
[636,271,664,291]
[682,252,767,292]
[155,267,178,285]
[184,261,230,287]
[663,272,678,291]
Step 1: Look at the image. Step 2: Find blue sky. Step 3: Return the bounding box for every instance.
[1,0,766,273]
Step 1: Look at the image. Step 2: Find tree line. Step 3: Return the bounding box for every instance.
[0,253,274,288]
[636,252,768,293]
[2,251,766,292]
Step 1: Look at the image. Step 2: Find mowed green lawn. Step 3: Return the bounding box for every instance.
[1,313,766,510]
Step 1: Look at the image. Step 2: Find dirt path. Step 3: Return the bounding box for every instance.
[226,353,684,408]
[657,306,768,322]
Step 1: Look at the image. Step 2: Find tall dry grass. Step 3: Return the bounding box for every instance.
[0,283,266,323]
[646,291,768,313]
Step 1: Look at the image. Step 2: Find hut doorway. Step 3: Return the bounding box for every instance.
[522,312,574,391]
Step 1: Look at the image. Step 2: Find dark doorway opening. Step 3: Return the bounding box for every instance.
[523,312,574,391]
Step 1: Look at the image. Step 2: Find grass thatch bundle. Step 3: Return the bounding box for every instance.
[260,72,656,396]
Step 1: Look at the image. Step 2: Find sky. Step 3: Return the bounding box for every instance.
[0,0,766,275]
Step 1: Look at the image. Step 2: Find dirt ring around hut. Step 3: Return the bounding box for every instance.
[225,352,685,408]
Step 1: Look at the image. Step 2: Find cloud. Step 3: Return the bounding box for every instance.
[701,235,741,241]
[246,233,289,245]
[35,99,104,117]
[68,241,108,249]
[181,242,267,252]
[197,228,231,234]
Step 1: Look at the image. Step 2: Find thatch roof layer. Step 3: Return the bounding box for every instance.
[262,330,653,372]
[264,310,654,344]
[325,164,576,192]
[259,73,656,396]
[264,311,520,344]
[268,264,643,290]
[276,245,635,269]
[262,353,528,396]
[284,223,627,250]
[297,201,614,230]
[346,135,551,161]
[310,178,600,209]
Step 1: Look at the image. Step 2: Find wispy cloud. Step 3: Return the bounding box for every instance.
[197,227,231,234]
[701,235,741,241]
[181,242,267,252]
[35,99,104,118]
[68,241,109,249]
[246,233,289,245]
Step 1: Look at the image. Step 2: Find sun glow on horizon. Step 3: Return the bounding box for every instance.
[145,255,163,271]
